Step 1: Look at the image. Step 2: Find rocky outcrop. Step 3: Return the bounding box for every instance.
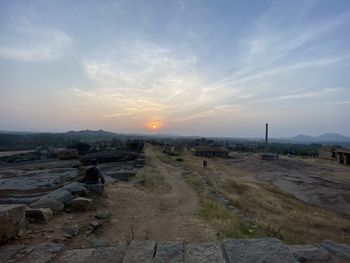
[320,240,350,259]
[0,204,26,243]
[288,244,330,262]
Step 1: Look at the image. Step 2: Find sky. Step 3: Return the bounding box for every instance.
[0,0,350,138]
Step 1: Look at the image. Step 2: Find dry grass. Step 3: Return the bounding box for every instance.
[172,151,350,244]
[133,164,171,193]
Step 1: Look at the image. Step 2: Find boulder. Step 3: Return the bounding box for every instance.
[0,204,26,243]
[47,189,74,205]
[63,182,88,196]
[29,197,64,213]
[223,238,298,263]
[154,241,184,263]
[185,242,225,263]
[288,244,330,262]
[71,197,93,212]
[62,224,79,238]
[123,240,156,263]
[320,240,350,259]
[25,208,53,223]
[95,211,108,219]
[57,149,79,160]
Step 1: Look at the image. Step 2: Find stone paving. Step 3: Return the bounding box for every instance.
[1,237,349,263]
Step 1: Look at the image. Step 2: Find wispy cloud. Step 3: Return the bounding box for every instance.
[0,22,71,61]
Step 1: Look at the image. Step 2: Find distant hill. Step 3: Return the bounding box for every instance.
[65,129,118,137]
[290,133,350,143]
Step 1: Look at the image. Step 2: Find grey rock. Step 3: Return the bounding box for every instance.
[155,241,184,263]
[63,182,88,196]
[0,204,26,243]
[57,246,126,263]
[320,240,350,259]
[62,224,79,238]
[47,189,74,205]
[25,208,53,223]
[223,238,298,263]
[288,244,330,262]
[85,184,104,194]
[89,239,109,248]
[108,170,136,182]
[0,244,26,262]
[3,242,64,263]
[185,242,225,263]
[95,211,108,219]
[29,197,64,213]
[122,240,156,263]
[71,197,93,212]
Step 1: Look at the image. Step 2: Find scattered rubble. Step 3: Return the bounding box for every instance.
[62,224,79,238]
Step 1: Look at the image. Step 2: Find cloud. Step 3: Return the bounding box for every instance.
[0,23,71,61]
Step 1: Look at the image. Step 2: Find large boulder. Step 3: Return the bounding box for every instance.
[63,182,88,196]
[25,208,53,223]
[0,204,26,243]
[47,189,74,205]
[29,197,64,213]
[57,149,79,160]
[71,197,93,212]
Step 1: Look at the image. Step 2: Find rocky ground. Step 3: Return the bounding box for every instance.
[1,144,350,262]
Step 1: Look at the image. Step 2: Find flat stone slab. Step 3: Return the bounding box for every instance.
[288,244,330,262]
[320,240,350,259]
[223,237,298,263]
[57,246,126,263]
[0,244,26,262]
[185,242,225,263]
[122,240,156,263]
[2,243,64,263]
[154,241,184,263]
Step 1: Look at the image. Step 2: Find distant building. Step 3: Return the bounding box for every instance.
[318,146,336,160]
[335,149,350,165]
[194,146,229,158]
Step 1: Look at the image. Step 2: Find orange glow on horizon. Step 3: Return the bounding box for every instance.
[147,122,161,131]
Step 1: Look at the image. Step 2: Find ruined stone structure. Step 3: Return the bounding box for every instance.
[318,146,336,160]
[336,149,350,165]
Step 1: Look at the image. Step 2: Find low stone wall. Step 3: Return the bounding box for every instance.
[1,238,349,263]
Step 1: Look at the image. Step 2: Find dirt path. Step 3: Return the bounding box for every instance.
[101,144,216,243]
